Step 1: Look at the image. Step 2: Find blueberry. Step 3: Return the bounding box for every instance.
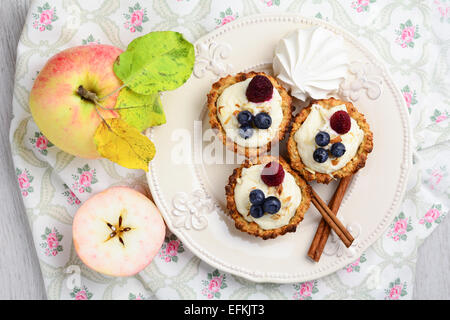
[249,189,265,206]
[250,205,264,218]
[313,148,328,163]
[263,196,281,214]
[315,131,330,147]
[330,142,346,158]
[239,124,253,139]
[254,112,272,129]
[237,110,253,125]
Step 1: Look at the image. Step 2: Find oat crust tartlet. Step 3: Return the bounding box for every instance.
[287,98,374,184]
[225,155,311,240]
[207,72,293,158]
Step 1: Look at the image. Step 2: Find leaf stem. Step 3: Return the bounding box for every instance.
[92,103,112,131]
[97,83,127,101]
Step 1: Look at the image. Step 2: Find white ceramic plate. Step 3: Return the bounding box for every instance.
[146,13,412,283]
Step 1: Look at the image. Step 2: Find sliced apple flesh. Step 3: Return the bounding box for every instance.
[73,186,166,277]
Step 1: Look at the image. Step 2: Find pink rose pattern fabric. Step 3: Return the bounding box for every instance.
[345,254,367,273]
[351,0,376,13]
[387,212,413,242]
[39,227,63,257]
[419,205,445,229]
[293,280,319,300]
[215,8,239,27]
[395,19,421,48]
[401,86,418,113]
[31,2,58,32]
[123,3,149,33]
[29,132,53,155]
[10,0,450,300]
[71,164,98,194]
[385,278,408,300]
[70,286,93,300]
[201,270,227,299]
[16,168,33,197]
[158,234,185,263]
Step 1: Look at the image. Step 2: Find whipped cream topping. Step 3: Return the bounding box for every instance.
[234,164,302,230]
[216,78,283,148]
[273,26,349,101]
[294,104,364,174]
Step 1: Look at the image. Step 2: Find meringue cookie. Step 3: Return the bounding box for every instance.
[273,26,349,101]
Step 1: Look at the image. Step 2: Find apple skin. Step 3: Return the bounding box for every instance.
[73,186,166,277]
[29,45,123,159]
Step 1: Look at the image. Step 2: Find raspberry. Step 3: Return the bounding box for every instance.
[261,161,285,187]
[246,75,273,103]
[330,111,351,134]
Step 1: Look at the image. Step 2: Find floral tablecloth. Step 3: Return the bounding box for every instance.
[10,0,450,300]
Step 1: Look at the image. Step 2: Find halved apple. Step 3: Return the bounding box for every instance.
[73,186,165,277]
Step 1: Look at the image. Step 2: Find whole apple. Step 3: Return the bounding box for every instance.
[29,45,123,158]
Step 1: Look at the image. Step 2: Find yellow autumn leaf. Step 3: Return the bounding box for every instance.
[94,118,155,172]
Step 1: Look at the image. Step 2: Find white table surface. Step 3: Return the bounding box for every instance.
[0,0,448,300]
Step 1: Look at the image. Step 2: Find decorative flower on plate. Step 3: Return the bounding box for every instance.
[172,189,215,230]
[323,217,361,258]
[339,61,383,101]
[193,42,233,78]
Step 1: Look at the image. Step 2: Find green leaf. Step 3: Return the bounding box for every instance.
[116,87,166,132]
[94,118,155,172]
[113,31,195,95]
[405,19,412,27]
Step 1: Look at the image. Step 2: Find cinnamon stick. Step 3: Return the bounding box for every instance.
[308,176,353,262]
[310,193,354,248]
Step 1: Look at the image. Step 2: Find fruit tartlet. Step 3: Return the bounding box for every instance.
[287,98,373,184]
[225,155,311,240]
[208,72,293,157]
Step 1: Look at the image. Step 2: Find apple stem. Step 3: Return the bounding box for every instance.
[77,85,99,103]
